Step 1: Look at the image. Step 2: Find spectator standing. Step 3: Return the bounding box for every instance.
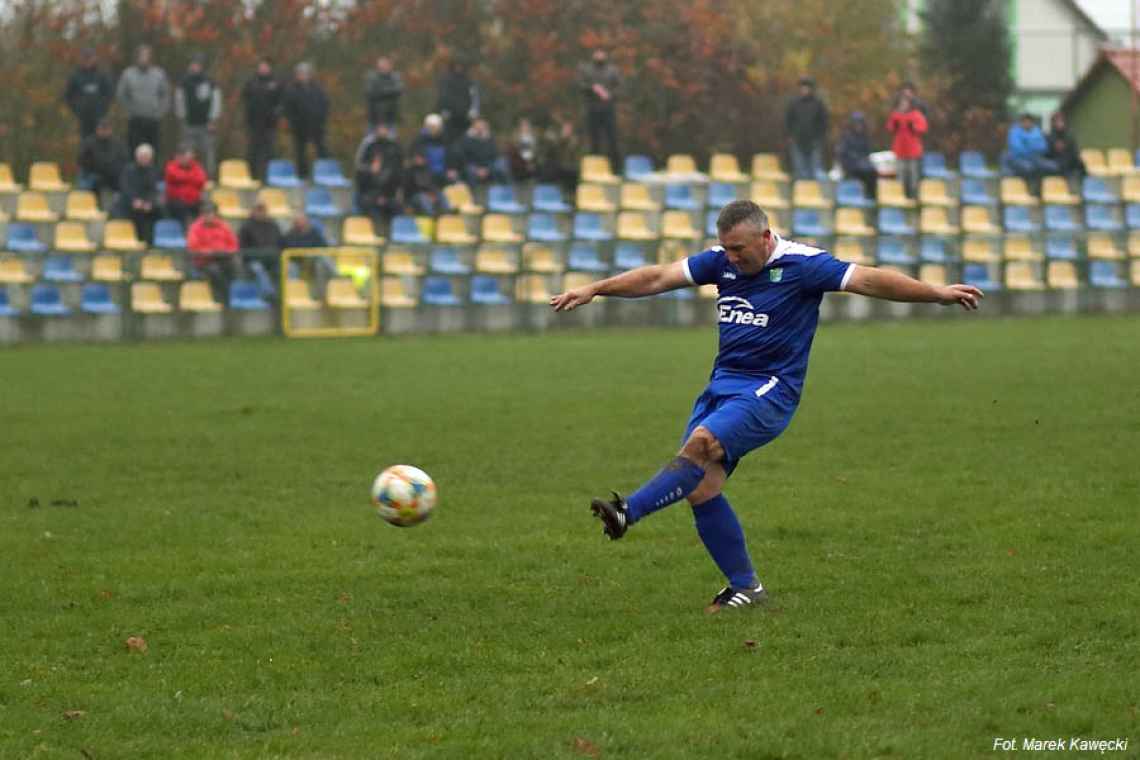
[1002,113,1058,195]
[838,112,878,199]
[283,62,330,179]
[355,154,403,226]
[411,114,456,187]
[78,120,128,202]
[539,113,580,191]
[241,58,282,182]
[404,153,450,216]
[118,143,161,244]
[886,94,927,198]
[163,145,208,227]
[187,202,241,302]
[64,48,113,140]
[900,81,930,120]
[174,54,222,177]
[436,60,480,145]
[451,118,508,187]
[1046,111,1086,181]
[116,45,170,156]
[784,76,829,180]
[365,55,404,130]
[507,117,539,182]
[577,49,621,169]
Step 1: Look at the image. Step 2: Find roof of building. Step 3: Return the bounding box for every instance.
[1061,48,1140,112]
[1061,0,1108,39]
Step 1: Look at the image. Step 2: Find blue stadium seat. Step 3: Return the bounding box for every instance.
[429,247,470,275]
[488,184,527,214]
[963,263,1000,291]
[527,213,567,242]
[919,236,949,263]
[567,242,608,273]
[659,286,695,300]
[532,184,571,213]
[877,207,915,236]
[80,283,120,314]
[1081,177,1118,205]
[836,179,873,208]
[7,222,47,253]
[1089,260,1126,288]
[1084,204,1122,232]
[1043,205,1078,232]
[267,159,303,188]
[153,219,187,250]
[793,209,830,237]
[960,178,994,206]
[624,155,653,181]
[1127,203,1140,229]
[614,242,647,270]
[705,209,719,237]
[30,283,70,316]
[228,280,269,310]
[959,151,996,179]
[0,287,18,317]
[1003,205,1039,233]
[572,213,612,242]
[470,275,511,305]
[665,183,700,211]
[876,237,915,265]
[42,255,82,283]
[421,276,463,305]
[305,187,341,218]
[313,159,351,189]
[391,216,428,244]
[707,182,737,208]
[1044,235,1078,260]
[922,152,951,179]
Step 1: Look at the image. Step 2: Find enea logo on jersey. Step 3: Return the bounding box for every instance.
[717,296,769,327]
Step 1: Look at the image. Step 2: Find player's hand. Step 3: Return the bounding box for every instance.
[936,284,984,311]
[550,285,597,312]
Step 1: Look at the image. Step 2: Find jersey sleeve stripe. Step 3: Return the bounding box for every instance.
[839,262,856,291]
[681,258,696,285]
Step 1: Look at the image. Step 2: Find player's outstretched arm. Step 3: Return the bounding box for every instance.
[844,265,983,311]
[550,260,690,312]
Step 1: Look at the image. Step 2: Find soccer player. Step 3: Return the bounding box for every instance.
[550,200,982,612]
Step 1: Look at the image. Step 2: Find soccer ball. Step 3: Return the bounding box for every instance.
[371,465,436,527]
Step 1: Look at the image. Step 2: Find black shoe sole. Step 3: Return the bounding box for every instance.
[590,498,627,540]
[705,589,770,614]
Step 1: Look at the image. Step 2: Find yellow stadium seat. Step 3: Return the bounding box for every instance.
[103,220,145,252]
[284,279,320,310]
[580,155,619,184]
[1129,231,1140,257]
[576,183,616,212]
[1087,233,1124,260]
[211,188,249,220]
[662,211,700,240]
[1082,149,1109,177]
[562,271,597,293]
[324,277,369,308]
[961,206,1000,235]
[131,282,173,313]
[751,153,788,182]
[65,191,106,222]
[378,277,416,308]
[792,180,831,209]
[515,273,552,304]
[16,191,58,222]
[91,255,125,282]
[750,180,789,210]
[919,263,948,286]
[179,281,221,312]
[341,216,385,247]
[140,253,183,281]
[1107,148,1137,176]
[617,211,657,241]
[383,249,425,275]
[218,159,260,190]
[835,208,874,236]
[919,207,958,236]
[435,214,477,245]
[0,163,22,193]
[523,243,563,273]
[1002,235,1040,262]
[1123,175,1140,204]
[766,209,785,236]
[918,179,955,207]
[1132,260,1140,286]
[256,188,292,219]
[28,162,70,192]
[1041,176,1078,205]
[0,256,33,284]
[475,246,519,274]
[54,221,96,252]
[481,214,522,244]
[962,238,1000,262]
[709,154,748,183]
[833,238,873,265]
[1046,261,1079,289]
[1005,262,1043,290]
[878,179,915,209]
[620,182,660,211]
[442,183,483,214]
[665,154,698,176]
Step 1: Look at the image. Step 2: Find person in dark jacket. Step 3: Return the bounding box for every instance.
[436,60,480,145]
[354,122,404,175]
[282,62,330,179]
[539,113,580,191]
[451,118,508,187]
[1046,111,1086,181]
[79,120,128,201]
[577,48,622,169]
[785,76,829,180]
[838,112,877,199]
[411,114,457,187]
[241,58,282,182]
[282,213,328,250]
[404,153,450,216]
[365,55,404,130]
[355,154,403,226]
[117,143,161,244]
[64,48,113,140]
[240,201,285,291]
[175,54,222,177]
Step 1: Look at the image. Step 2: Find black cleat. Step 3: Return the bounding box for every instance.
[704,584,769,614]
[590,491,629,540]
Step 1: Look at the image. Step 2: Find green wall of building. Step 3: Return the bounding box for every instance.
[1067,71,1134,150]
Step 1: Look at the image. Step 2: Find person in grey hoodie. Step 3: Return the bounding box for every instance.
[116,45,171,156]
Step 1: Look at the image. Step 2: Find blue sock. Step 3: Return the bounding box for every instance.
[625,456,705,523]
[692,494,758,589]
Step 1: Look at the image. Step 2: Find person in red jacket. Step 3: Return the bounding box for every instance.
[164,144,208,227]
[187,201,240,301]
[886,94,927,199]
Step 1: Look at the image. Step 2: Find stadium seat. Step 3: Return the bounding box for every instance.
[1123,176,1140,205]
[177,281,222,312]
[1085,204,1122,232]
[1080,149,1109,178]
[567,242,608,273]
[963,238,1000,263]
[1046,261,1079,289]
[922,152,951,179]
[0,162,22,193]
[1000,177,1037,206]
[103,220,146,251]
[573,212,612,242]
[620,182,661,211]
[140,253,183,281]
[665,154,698,176]
[1003,206,1039,234]
[877,179,915,209]
[617,211,657,241]
[29,161,70,192]
[30,283,70,316]
[1127,203,1140,229]
[623,154,654,181]
[876,237,914,265]
[1043,205,1078,232]
[54,222,96,253]
[751,153,789,182]
[151,219,187,250]
[918,206,957,236]
[470,275,512,305]
[833,238,873,265]
[959,178,994,206]
[430,246,471,275]
[1002,235,1041,262]
[1045,235,1078,261]
[482,214,523,244]
[963,262,1000,290]
[656,239,689,264]
[313,159,351,189]
[475,246,519,274]
[379,276,416,308]
[531,184,571,213]
[792,180,831,209]
[382,249,425,276]
[1107,148,1137,176]
[441,183,482,215]
[327,277,369,308]
[707,182,738,208]
[665,182,700,211]
[283,279,320,310]
[1004,261,1044,290]
[835,208,874,236]
[661,210,700,240]
[91,255,125,282]
[1040,177,1078,206]
[830,180,868,209]
[42,255,82,283]
[515,274,553,304]
[304,187,341,218]
[704,209,719,237]
[1081,177,1118,205]
[256,188,292,220]
[421,276,463,306]
[1130,231,1140,257]
[266,159,303,188]
[709,154,748,183]
[1089,260,1126,288]
[522,243,562,273]
[751,180,790,209]
[793,208,831,237]
[659,286,695,301]
[766,209,786,235]
[65,190,105,222]
[229,280,269,310]
[0,256,33,284]
[16,191,58,222]
[918,263,948,285]
[959,150,996,179]
[218,159,260,190]
[390,216,427,245]
[131,282,172,313]
[580,155,619,184]
[577,183,616,212]
[526,213,567,243]
[0,286,18,316]
[211,188,249,220]
[961,206,1000,235]
[919,236,950,263]
[435,214,478,245]
[614,242,648,270]
[1087,233,1124,260]
[488,184,527,214]
[918,178,956,208]
[340,216,384,246]
[877,207,915,236]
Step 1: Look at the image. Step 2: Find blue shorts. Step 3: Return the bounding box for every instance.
[681,374,798,476]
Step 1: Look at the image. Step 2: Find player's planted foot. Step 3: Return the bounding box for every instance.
[590,491,629,540]
[704,584,768,614]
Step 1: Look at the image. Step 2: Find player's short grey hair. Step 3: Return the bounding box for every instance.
[716,200,769,236]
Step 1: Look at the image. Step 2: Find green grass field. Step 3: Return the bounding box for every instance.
[2,315,1138,759]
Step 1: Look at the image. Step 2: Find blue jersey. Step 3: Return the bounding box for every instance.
[682,234,854,397]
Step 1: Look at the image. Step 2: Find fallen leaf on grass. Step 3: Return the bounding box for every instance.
[223,709,236,721]
[585,676,599,686]
[1007,548,1017,557]
[125,636,147,654]
[743,640,758,650]
[63,710,86,720]
[97,590,113,601]
[814,707,824,716]
[572,736,601,758]
[291,726,301,736]
[337,592,352,605]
